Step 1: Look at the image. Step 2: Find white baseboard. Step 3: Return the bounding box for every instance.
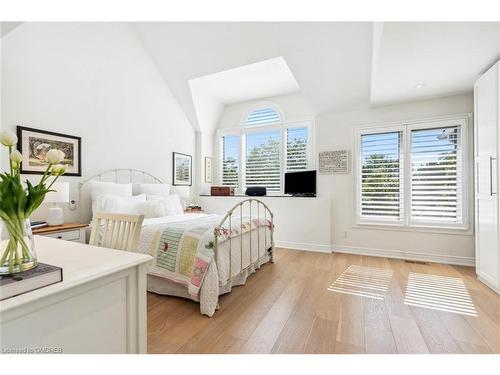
[273,241,475,266]
[275,240,331,253]
[332,244,475,267]
[477,272,500,293]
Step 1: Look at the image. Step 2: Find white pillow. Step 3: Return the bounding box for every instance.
[136,200,167,218]
[91,181,133,213]
[132,183,170,198]
[145,194,184,216]
[168,194,184,215]
[94,194,146,215]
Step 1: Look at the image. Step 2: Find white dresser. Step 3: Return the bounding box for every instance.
[0,236,152,353]
[474,60,500,293]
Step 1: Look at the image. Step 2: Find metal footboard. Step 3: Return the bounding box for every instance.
[213,199,275,285]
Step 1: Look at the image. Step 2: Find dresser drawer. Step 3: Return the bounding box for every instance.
[44,229,82,242]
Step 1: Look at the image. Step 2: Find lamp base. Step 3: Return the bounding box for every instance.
[47,207,64,226]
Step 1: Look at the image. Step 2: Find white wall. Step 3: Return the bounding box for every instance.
[196,93,333,251]
[318,94,475,265]
[217,93,315,130]
[198,195,332,252]
[189,81,224,196]
[203,92,476,265]
[1,23,196,223]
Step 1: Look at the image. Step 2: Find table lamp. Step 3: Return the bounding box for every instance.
[44,182,70,226]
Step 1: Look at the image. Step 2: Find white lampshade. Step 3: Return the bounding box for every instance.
[44,182,70,203]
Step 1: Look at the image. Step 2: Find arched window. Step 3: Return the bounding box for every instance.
[244,106,282,127]
[221,103,312,194]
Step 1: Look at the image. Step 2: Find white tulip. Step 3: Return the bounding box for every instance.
[10,150,23,163]
[0,131,18,147]
[46,149,65,164]
[51,164,66,176]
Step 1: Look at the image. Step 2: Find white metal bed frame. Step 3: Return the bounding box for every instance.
[79,169,275,286]
[214,198,275,284]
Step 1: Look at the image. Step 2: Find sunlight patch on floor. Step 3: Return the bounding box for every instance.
[404,272,478,317]
[327,265,394,300]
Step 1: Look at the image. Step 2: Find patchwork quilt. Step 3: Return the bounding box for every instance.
[146,214,272,299]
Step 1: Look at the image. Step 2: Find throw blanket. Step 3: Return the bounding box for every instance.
[147,215,272,298]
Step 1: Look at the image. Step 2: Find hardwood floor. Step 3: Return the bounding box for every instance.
[147,249,500,354]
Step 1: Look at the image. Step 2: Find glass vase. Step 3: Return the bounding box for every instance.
[0,218,37,275]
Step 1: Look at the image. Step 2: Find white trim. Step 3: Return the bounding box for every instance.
[477,273,500,294]
[353,113,473,233]
[332,244,475,267]
[217,117,315,194]
[352,222,473,236]
[275,240,331,253]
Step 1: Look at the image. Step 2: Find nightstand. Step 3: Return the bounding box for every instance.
[32,223,88,244]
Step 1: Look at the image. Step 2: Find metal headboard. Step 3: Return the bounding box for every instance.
[78,168,164,223]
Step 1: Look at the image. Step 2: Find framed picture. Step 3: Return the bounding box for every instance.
[204,156,213,183]
[17,126,82,176]
[172,152,192,186]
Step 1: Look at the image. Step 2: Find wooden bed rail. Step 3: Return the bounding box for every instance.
[213,198,275,284]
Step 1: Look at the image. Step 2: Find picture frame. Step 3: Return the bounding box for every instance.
[172,152,192,186]
[16,126,82,176]
[204,156,213,183]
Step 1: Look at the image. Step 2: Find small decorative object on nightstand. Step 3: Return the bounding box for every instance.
[44,182,70,226]
[184,205,203,213]
[32,223,88,244]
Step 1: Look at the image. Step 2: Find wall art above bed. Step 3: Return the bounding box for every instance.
[172,152,192,186]
[17,126,82,176]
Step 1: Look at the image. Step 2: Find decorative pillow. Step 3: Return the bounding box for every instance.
[91,181,133,213]
[136,200,167,218]
[94,194,146,215]
[132,183,170,198]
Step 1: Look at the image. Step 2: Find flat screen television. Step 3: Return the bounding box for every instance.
[284,170,317,197]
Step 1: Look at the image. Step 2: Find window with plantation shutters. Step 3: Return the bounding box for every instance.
[410,126,462,224]
[356,115,469,229]
[221,134,240,187]
[286,127,308,172]
[219,104,313,194]
[245,130,281,192]
[360,131,403,221]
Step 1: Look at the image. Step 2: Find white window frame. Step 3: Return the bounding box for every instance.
[353,114,472,233]
[217,118,315,195]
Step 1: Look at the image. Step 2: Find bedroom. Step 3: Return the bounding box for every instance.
[1,0,500,369]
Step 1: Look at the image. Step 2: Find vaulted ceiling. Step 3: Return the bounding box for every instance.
[4,22,499,133]
[134,22,500,133]
[133,22,373,131]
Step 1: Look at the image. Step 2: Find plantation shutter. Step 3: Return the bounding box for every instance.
[286,127,308,171]
[222,135,240,187]
[245,107,281,127]
[410,126,462,224]
[245,130,281,192]
[360,131,403,221]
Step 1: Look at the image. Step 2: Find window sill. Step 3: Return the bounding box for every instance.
[199,194,318,199]
[353,221,473,236]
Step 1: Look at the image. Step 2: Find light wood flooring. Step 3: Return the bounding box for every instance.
[147,249,500,354]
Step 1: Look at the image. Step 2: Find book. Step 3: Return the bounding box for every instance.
[30,221,48,229]
[0,263,63,301]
